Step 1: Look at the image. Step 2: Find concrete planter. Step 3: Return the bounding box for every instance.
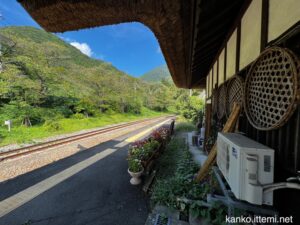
[128,168,144,185]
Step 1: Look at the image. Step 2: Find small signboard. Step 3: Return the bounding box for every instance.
[4,120,12,132]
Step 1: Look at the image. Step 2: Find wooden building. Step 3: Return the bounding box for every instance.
[19,0,300,221]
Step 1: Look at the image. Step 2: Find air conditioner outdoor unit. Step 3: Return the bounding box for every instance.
[217,132,274,205]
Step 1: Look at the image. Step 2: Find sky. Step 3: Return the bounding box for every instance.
[0,0,166,77]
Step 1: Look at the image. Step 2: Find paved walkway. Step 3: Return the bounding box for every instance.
[0,122,166,225]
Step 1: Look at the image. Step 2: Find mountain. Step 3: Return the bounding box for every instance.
[0,26,133,99]
[140,64,171,82]
[0,26,171,123]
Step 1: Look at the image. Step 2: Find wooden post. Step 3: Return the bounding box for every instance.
[195,103,241,182]
[204,103,212,151]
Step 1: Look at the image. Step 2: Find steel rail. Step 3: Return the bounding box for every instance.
[0,116,174,162]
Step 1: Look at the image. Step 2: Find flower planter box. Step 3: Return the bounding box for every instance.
[127,126,173,186]
[141,144,162,168]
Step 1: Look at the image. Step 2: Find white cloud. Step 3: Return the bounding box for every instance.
[70,42,93,57]
[156,46,162,54]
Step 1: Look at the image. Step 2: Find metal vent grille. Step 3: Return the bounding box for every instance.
[244,47,300,130]
[264,155,271,172]
[248,173,257,180]
[154,214,171,225]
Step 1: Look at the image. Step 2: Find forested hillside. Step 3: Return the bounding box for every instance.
[140,64,171,82]
[0,26,169,122]
[0,26,203,146]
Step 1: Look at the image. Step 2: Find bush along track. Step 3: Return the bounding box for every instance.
[150,134,228,225]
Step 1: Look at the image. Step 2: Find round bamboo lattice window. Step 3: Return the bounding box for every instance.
[217,84,227,119]
[212,89,218,115]
[226,75,244,116]
[244,47,300,131]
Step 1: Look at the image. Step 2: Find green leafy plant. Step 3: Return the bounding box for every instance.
[128,158,143,173]
[142,139,160,158]
[71,113,86,119]
[151,136,227,225]
[175,122,195,132]
[128,138,160,161]
[151,138,200,209]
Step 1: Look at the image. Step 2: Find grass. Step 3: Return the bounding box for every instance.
[154,137,187,178]
[0,108,170,147]
[175,122,196,132]
[150,136,201,211]
[175,117,196,132]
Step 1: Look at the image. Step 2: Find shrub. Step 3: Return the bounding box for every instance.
[0,103,44,126]
[71,113,86,119]
[151,127,170,143]
[151,136,226,225]
[175,122,195,132]
[151,140,200,209]
[127,127,171,169]
[54,106,74,118]
[128,139,160,161]
[43,120,62,131]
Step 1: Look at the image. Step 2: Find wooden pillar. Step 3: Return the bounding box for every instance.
[204,103,212,151]
[236,21,241,73]
[260,0,269,52]
[196,103,241,182]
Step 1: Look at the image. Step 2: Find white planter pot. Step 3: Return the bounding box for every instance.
[128,168,144,185]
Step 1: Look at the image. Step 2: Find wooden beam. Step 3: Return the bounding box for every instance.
[294,107,300,172]
[236,21,241,73]
[204,103,212,152]
[260,0,269,52]
[216,59,219,87]
[195,103,241,182]
[207,76,210,98]
[212,66,214,91]
[224,43,227,81]
[205,0,252,78]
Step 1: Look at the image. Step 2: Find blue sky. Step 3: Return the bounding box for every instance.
[0,0,166,77]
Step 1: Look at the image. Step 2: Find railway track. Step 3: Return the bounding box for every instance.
[0,116,174,162]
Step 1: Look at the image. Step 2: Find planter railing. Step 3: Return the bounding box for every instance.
[127,124,174,185]
[141,143,163,168]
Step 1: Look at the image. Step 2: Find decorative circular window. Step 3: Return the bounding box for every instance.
[226,75,244,116]
[244,47,300,130]
[217,84,227,119]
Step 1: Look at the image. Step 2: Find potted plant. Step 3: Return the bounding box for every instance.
[128,158,144,185]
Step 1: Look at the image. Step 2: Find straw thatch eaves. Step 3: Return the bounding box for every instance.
[18,0,246,89]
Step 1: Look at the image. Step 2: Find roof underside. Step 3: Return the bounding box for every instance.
[18,0,246,89]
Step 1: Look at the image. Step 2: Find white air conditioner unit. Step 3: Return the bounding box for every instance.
[217,132,274,205]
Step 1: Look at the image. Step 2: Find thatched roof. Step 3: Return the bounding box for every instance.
[18,0,247,88]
